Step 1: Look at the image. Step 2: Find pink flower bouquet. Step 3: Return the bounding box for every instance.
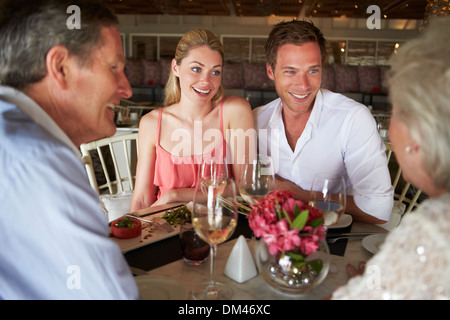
[248,190,326,261]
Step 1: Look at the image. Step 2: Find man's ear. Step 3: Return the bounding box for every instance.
[266,62,275,80]
[45,45,71,89]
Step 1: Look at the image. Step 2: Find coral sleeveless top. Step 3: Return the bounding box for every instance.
[153,100,229,198]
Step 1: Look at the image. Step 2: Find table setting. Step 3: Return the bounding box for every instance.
[132,225,386,300]
[111,167,388,300]
[121,206,386,300]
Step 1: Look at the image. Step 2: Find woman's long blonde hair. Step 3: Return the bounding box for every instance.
[163,29,225,107]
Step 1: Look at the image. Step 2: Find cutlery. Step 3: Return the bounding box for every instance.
[326,232,378,244]
[219,196,252,213]
[132,203,185,218]
[125,214,174,233]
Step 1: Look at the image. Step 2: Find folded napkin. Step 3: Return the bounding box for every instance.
[99,191,133,222]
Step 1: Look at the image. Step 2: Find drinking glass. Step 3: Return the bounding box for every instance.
[309,173,346,228]
[179,218,209,265]
[191,158,238,300]
[238,154,275,205]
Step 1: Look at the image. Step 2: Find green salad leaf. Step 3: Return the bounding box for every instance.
[161,206,191,226]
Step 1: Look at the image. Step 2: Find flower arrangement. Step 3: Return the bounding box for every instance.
[248,190,326,270]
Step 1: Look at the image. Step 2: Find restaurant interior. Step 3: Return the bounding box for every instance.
[97,0,437,200]
[77,0,447,300]
[103,0,430,107]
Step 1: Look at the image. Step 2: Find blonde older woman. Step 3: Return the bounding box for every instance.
[332,18,450,299]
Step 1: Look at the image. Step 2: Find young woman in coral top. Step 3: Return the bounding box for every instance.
[130,29,254,211]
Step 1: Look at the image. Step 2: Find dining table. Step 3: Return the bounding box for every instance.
[121,203,388,301]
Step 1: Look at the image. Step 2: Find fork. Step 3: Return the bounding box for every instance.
[125,214,174,232]
[326,232,377,244]
[327,237,354,244]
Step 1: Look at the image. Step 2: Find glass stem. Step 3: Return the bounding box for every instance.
[209,244,217,286]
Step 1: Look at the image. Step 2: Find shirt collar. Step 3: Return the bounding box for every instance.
[0,85,80,156]
[308,89,324,130]
[268,99,284,129]
[268,90,324,130]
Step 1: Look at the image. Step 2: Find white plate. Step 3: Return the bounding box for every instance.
[362,234,386,254]
[135,275,186,300]
[327,214,353,229]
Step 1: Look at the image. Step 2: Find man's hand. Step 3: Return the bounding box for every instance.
[274,175,310,200]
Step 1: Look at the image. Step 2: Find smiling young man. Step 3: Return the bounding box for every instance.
[253,20,393,224]
[0,0,137,299]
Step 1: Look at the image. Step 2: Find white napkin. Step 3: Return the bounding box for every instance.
[377,200,406,231]
[99,191,133,222]
[224,235,257,283]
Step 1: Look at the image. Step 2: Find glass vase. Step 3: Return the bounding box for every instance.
[255,240,330,295]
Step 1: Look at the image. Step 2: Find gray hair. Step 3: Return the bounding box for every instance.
[387,17,450,192]
[0,0,118,89]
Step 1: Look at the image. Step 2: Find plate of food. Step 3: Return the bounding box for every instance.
[109,204,191,253]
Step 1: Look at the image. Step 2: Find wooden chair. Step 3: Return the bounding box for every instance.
[80,133,138,195]
[111,101,157,125]
[379,142,424,230]
[80,133,139,221]
[119,99,153,107]
[385,142,423,214]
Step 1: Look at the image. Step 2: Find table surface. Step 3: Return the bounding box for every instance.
[123,206,387,300]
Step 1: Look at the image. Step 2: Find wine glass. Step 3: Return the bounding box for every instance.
[238,154,275,205]
[309,173,346,228]
[191,158,238,300]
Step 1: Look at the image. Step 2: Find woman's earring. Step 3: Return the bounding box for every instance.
[405,145,412,153]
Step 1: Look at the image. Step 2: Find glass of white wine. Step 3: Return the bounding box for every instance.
[239,154,275,205]
[191,157,238,300]
[309,173,346,228]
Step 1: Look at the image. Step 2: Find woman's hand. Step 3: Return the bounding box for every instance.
[151,187,194,207]
[151,189,176,207]
[346,261,367,278]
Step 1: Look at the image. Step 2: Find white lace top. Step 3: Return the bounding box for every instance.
[332,193,450,300]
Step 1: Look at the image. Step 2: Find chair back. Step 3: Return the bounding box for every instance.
[112,101,156,125]
[378,142,424,231]
[80,133,138,195]
[385,142,423,215]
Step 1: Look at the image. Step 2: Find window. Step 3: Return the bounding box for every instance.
[159,36,181,59]
[250,38,267,63]
[221,35,268,63]
[327,39,402,66]
[128,33,402,66]
[129,34,182,60]
[346,40,377,66]
[326,40,347,65]
[376,41,402,65]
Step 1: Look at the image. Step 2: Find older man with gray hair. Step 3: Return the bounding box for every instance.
[0,0,138,299]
